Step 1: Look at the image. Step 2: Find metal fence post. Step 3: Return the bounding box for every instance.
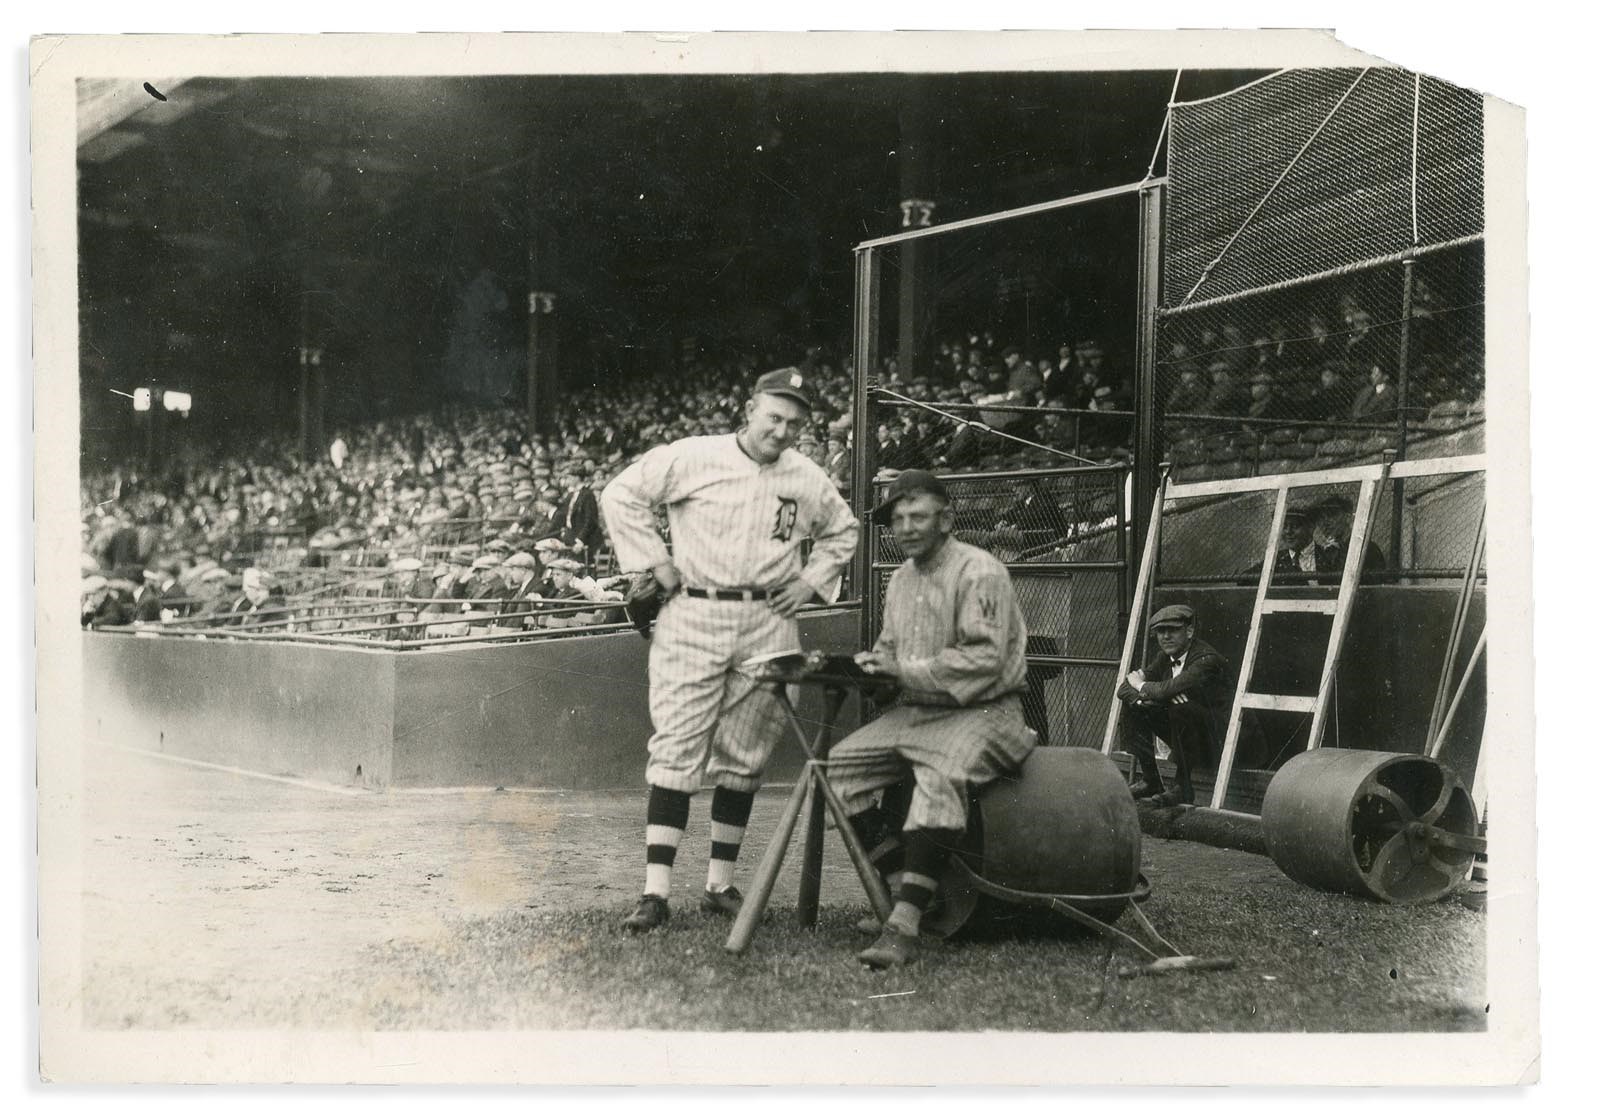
[1391,255,1416,573]
[851,246,881,651]
[1132,181,1165,585]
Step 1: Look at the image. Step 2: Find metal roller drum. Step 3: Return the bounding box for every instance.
[1261,748,1480,904]
[927,746,1143,937]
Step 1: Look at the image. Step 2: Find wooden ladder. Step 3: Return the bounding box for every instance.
[1208,472,1383,810]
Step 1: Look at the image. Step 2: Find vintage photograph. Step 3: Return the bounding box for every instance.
[33,30,1537,1085]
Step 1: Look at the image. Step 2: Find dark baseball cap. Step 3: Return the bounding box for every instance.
[752,367,814,410]
[872,469,951,526]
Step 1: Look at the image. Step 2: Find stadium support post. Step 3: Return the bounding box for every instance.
[1131,181,1164,588]
[850,246,880,649]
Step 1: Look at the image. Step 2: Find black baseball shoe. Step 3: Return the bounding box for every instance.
[621,894,671,933]
[700,885,745,917]
[1129,779,1165,800]
[858,926,919,969]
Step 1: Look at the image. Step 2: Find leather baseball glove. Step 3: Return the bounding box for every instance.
[624,571,666,639]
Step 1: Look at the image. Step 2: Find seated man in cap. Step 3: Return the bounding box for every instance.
[536,557,587,628]
[131,563,186,624]
[1115,604,1235,807]
[1309,495,1388,582]
[81,574,129,628]
[237,567,289,628]
[497,551,543,630]
[826,469,1035,969]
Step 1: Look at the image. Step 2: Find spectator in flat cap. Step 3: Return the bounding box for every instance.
[1115,603,1236,807]
[1241,503,1320,586]
[82,574,129,628]
[498,551,544,629]
[1310,495,1388,582]
[131,563,190,623]
[237,567,289,629]
[1165,362,1210,416]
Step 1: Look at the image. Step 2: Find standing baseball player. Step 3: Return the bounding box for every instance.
[827,469,1035,969]
[600,367,859,933]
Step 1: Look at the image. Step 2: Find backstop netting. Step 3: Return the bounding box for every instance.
[1154,66,1486,580]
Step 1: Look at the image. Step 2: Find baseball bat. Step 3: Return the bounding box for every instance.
[812,770,894,921]
[725,763,812,955]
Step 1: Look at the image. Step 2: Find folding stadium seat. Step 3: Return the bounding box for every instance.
[1424,399,1470,432]
[1467,393,1486,415]
[1209,459,1253,479]
[1265,426,1301,446]
[1349,437,1393,460]
[1299,425,1333,445]
[1258,457,1302,475]
[1317,438,1360,460]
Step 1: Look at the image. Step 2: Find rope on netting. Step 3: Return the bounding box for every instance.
[873,387,1101,467]
[1141,69,1183,183]
[1169,67,1292,109]
[1159,232,1484,318]
[1176,67,1374,309]
[1410,71,1423,247]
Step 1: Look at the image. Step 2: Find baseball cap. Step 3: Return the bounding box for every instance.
[872,469,951,526]
[752,367,814,410]
[1148,604,1195,629]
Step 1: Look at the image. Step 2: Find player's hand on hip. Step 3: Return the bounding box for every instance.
[766,578,816,617]
[651,562,682,595]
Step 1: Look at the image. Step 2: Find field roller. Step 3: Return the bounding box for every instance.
[925,747,1233,976]
[1260,748,1481,904]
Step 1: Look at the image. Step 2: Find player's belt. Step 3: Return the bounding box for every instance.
[684,586,772,601]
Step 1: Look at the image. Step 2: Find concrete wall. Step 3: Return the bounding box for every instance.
[83,632,396,787]
[83,608,861,791]
[85,586,1484,794]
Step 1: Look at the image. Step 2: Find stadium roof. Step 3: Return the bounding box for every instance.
[77,70,1267,441]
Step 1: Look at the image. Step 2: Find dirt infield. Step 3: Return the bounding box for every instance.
[80,745,1486,1032]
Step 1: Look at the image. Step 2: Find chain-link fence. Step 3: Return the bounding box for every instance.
[1154,466,1485,586]
[864,465,1130,748]
[1153,67,1485,570]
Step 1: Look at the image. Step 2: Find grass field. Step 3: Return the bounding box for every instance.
[79,746,1486,1032]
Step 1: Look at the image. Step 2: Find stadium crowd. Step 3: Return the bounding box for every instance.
[80,289,1484,631]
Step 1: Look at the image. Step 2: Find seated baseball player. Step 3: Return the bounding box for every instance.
[827,469,1036,969]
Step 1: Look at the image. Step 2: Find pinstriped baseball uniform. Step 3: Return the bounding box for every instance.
[829,537,1034,831]
[601,433,858,793]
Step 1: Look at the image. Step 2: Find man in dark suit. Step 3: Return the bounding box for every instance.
[131,563,190,623]
[1115,603,1235,807]
[1310,495,1389,581]
[1346,363,1399,423]
[558,471,603,564]
[497,551,544,630]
